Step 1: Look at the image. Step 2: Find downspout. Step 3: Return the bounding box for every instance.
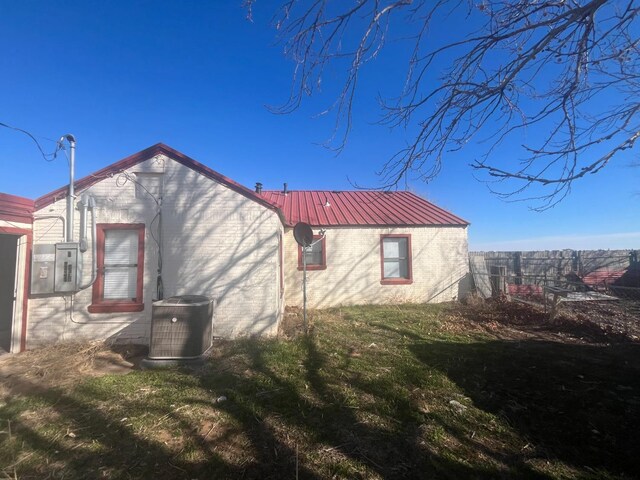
[78,196,89,252]
[78,196,97,290]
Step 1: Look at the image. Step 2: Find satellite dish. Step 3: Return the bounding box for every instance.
[293,222,314,247]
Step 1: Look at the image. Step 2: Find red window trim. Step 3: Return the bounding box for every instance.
[297,235,327,271]
[380,234,413,285]
[89,223,145,313]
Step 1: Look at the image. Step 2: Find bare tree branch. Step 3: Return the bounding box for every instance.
[246,0,640,209]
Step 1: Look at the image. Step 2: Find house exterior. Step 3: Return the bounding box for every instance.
[3,144,285,351]
[0,144,469,352]
[260,190,470,309]
[0,193,33,353]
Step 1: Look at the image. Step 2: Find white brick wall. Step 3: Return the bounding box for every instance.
[27,155,283,347]
[283,226,470,308]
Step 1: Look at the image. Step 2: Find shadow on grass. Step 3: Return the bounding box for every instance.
[4,325,638,478]
[411,340,640,476]
[0,375,245,479]
[197,335,549,479]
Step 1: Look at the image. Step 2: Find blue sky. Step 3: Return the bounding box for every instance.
[0,1,638,250]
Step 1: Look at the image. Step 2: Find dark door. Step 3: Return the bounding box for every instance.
[0,234,18,352]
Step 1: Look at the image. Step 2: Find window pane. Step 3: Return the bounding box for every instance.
[382,237,409,279]
[104,230,138,299]
[104,266,137,299]
[384,260,401,278]
[383,238,400,258]
[398,259,408,278]
[303,240,323,265]
[105,230,137,265]
[397,238,407,258]
[383,238,407,259]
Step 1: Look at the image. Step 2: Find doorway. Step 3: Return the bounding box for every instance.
[0,234,19,352]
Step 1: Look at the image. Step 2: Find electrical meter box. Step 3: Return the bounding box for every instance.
[30,243,81,294]
[31,244,56,294]
[54,243,80,293]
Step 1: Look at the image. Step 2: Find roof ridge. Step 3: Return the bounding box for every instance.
[34,144,282,219]
[262,189,403,193]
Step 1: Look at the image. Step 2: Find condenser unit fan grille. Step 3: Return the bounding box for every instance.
[148,295,213,359]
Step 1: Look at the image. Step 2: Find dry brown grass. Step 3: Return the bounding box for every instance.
[0,340,142,397]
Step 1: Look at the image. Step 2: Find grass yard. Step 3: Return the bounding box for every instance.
[1,303,639,479]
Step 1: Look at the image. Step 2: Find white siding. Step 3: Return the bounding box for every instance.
[0,220,31,230]
[283,226,470,308]
[27,155,283,347]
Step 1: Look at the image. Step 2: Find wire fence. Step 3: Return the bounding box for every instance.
[470,271,640,318]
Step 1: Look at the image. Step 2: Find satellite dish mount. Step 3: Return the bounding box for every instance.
[293,223,326,334]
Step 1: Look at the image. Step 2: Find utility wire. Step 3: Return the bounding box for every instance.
[0,121,64,162]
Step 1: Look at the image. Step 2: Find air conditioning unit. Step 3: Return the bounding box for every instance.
[146,295,214,363]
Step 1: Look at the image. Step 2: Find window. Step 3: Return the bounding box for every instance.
[89,224,145,313]
[380,235,412,284]
[297,235,326,271]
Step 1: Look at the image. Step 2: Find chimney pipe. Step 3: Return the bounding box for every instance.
[255,182,263,194]
[283,182,288,195]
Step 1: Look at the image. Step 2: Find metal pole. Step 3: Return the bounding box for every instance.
[61,134,77,242]
[303,245,307,334]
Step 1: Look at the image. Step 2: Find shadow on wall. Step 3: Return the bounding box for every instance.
[30,159,281,346]
[299,227,469,309]
[457,272,473,300]
[304,241,380,309]
[158,171,280,337]
[419,271,470,303]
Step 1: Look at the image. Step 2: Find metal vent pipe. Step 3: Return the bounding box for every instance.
[60,134,77,242]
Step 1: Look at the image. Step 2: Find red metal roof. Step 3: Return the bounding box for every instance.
[260,190,468,227]
[0,193,34,224]
[581,269,626,287]
[26,143,466,228]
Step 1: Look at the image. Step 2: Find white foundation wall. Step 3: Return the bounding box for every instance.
[27,155,283,346]
[284,226,470,308]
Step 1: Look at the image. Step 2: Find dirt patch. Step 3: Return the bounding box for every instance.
[448,297,640,343]
[558,300,640,342]
[278,306,317,338]
[0,341,146,397]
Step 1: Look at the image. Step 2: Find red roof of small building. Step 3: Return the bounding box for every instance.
[0,193,34,224]
[581,269,626,287]
[260,190,468,227]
